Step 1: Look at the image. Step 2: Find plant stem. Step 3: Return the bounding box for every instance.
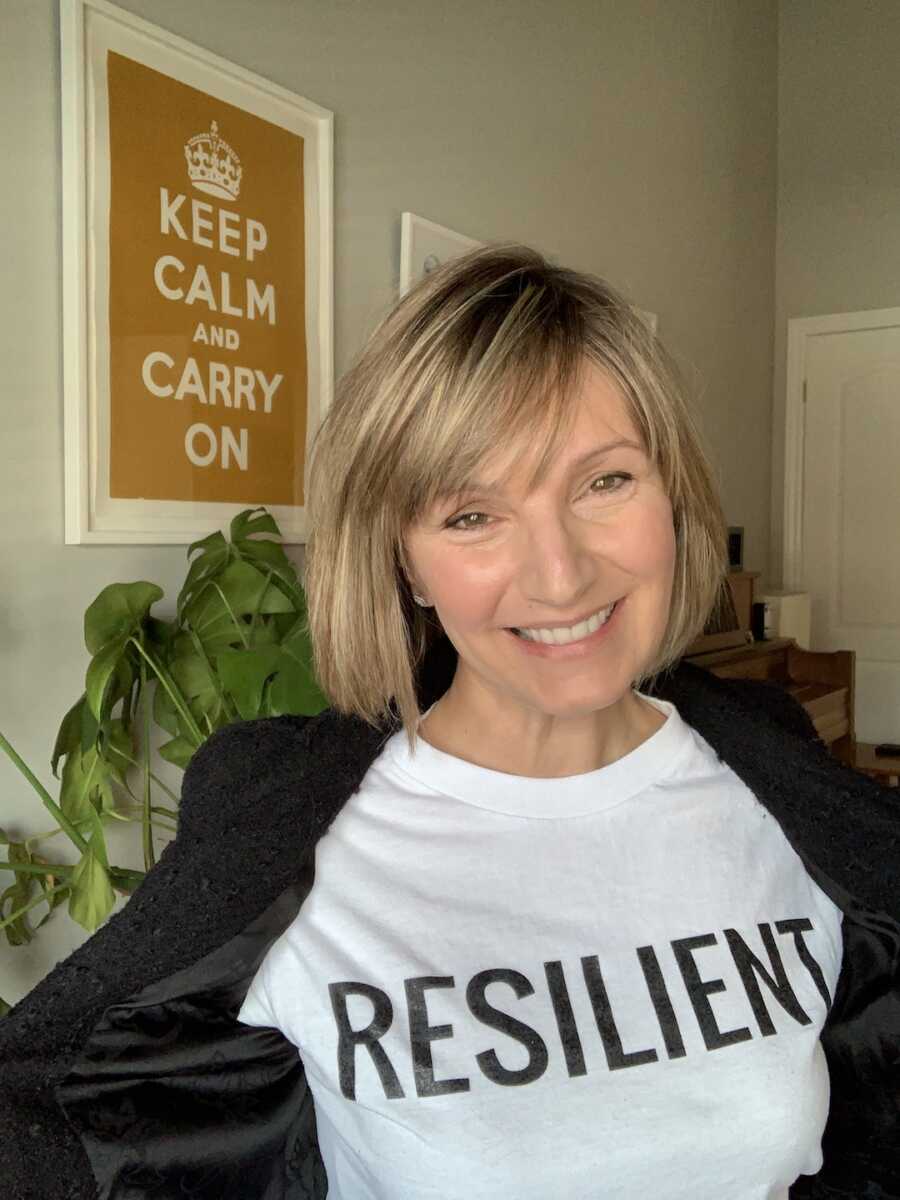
[151,805,179,821]
[149,774,180,805]
[0,731,90,856]
[210,581,250,649]
[0,881,70,933]
[0,860,73,877]
[247,568,272,638]
[140,659,155,871]
[106,746,181,804]
[186,624,239,722]
[128,638,204,747]
[108,866,146,892]
[122,814,177,834]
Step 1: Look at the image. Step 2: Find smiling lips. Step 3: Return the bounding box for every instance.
[512,600,620,645]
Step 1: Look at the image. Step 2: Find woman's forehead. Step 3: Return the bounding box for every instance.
[469,378,643,488]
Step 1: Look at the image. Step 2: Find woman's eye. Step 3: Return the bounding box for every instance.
[446,511,488,531]
[588,472,633,495]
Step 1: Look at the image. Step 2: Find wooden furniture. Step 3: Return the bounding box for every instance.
[723,570,760,633]
[685,571,762,659]
[683,571,897,787]
[684,636,856,763]
[848,743,900,788]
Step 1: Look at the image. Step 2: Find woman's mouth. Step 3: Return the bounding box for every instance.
[506,598,623,657]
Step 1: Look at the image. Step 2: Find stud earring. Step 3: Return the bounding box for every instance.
[412,592,429,607]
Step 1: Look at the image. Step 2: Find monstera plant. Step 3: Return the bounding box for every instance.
[0,508,327,1012]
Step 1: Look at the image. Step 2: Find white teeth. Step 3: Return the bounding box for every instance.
[517,602,617,645]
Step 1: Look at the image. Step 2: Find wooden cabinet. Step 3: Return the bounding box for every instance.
[682,571,863,768]
[723,570,759,633]
[684,636,855,762]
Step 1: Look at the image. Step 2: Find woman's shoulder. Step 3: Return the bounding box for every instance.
[178,713,314,837]
[176,706,390,844]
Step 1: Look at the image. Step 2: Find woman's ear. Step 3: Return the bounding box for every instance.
[397,537,428,606]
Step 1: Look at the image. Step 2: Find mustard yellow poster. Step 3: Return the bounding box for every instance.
[106,51,307,507]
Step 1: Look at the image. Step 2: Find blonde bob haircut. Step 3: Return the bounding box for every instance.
[305,244,729,750]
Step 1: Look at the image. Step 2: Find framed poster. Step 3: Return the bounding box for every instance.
[60,0,333,544]
[399,213,481,295]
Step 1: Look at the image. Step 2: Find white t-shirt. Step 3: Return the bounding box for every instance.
[238,693,843,1200]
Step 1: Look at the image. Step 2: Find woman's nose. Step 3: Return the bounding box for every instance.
[516,515,598,606]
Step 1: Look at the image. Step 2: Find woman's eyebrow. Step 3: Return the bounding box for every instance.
[461,438,644,497]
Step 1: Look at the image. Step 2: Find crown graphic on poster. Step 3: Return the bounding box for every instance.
[184,120,242,201]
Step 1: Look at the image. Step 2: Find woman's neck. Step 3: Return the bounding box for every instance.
[417,685,666,778]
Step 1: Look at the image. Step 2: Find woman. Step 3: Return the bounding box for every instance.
[1,246,897,1200]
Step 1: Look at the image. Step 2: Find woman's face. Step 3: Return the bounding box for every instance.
[403,362,677,720]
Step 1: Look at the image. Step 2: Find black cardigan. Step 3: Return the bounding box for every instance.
[0,640,898,1199]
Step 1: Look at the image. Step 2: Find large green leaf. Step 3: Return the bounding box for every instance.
[215,645,282,718]
[85,637,127,721]
[97,718,136,786]
[52,695,105,781]
[216,631,327,720]
[84,582,164,655]
[79,695,101,756]
[230,509,301,600]
[268,657,328,716]
[60,743,101,824]
[0,843,35,947]
[271,614,328,714]
[51,696,84,778]
[230,507,281,542]
[165,630,232,737]
[183,560,295,657]
[177,530,231,622]
[238,542,304,609]
[168,636,220,705]
[59,722,131,823]
[244,617,281,650]
[110,655,137,723]
[188,528,230,560]
[152,675,181,736]
[158,733,200,769]
[68,811,114,932]
[68,850,114,931]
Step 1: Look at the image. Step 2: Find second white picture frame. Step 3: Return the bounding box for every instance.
[399,213,482,294]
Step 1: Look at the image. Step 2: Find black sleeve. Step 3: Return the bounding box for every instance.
[0,713,314,1200]
[719,675,824,745]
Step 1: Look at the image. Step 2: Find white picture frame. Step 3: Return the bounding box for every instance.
[399,213,657,337]
[399,212,482,294]
[60,0,333,544]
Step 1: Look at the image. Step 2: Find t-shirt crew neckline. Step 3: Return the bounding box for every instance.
[384,691,694,820]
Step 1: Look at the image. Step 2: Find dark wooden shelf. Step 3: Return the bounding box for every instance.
[685,637,855,760]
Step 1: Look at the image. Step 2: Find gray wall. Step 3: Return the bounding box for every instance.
[1,0,777,1003]
[771,0,900,585]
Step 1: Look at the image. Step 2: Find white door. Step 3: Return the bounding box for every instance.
[797,316,900,742]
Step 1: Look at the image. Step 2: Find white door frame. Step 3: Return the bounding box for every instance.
[784,305,900,591]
